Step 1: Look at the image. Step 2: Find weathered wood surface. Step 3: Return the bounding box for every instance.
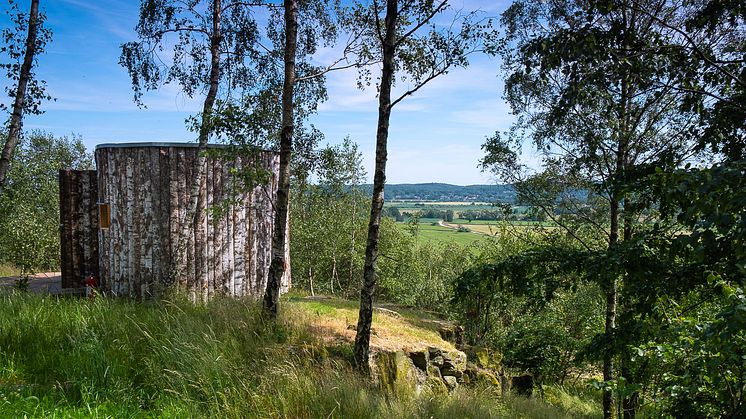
[59,169,99,289]
[95,145,290,300]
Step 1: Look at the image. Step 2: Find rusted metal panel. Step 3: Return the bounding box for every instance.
[94,144,290,301]
[59,169,99,289]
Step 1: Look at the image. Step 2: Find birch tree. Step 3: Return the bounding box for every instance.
[261,0,298,315]
[483,1,706,416]
[346,0,491,369]
[259,1,371,316]
[0,0,52,196]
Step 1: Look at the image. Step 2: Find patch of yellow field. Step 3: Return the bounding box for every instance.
[388,201,492,206]
[462,224,499,235]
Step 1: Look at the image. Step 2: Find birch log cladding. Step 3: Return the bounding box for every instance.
[94,143,290,300]
[59,169,99,289]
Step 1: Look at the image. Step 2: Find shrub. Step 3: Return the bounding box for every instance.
[0,132,91,274]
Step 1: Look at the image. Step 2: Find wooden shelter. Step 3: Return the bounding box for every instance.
[59,143,290,300]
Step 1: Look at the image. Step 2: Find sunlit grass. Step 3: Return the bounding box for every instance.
[0,291,601,418]
[290,296,453,352]
[0,263,19,277]
[395,222,493,246]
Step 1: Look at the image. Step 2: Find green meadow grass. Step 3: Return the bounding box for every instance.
[451,219,555,227]
[0,263,19,277]
[0,291,601,418]
[395,223,493,246]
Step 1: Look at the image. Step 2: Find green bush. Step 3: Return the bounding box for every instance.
[376,218,477,312]
[0,131,91,274]
[452,231,604,387]
[500,284,604,384]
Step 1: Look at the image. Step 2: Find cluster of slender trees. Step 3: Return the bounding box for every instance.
[477,0,745,417]
[2,1,743,416]
[0,0,491,373]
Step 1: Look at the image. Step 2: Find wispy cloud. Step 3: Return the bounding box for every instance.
[59,0,135,41]
[21,0,527,185]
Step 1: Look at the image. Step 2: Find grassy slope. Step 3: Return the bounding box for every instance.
[0,291,601,418]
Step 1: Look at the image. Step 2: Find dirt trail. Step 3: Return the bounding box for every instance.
[437,220,493,237]
[0,272,67,294]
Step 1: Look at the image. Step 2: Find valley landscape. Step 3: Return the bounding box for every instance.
[0,0,743,418]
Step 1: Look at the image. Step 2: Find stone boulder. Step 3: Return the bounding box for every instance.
[463,364,501,391]
[369,350,425,394]
[442,375,458,390]
[441,350,467,378]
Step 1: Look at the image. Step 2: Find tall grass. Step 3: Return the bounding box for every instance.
[0,291,599,418]
[0,263,19,277]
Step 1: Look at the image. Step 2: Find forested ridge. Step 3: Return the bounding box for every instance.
[0,0,744,418]
[357,183,517,202]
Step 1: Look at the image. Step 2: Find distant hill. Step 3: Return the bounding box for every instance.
[358,183,516,203]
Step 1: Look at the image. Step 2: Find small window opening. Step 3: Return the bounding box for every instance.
[98,203,111,230]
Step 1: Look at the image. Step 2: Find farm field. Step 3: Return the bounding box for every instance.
[447,221,555,235]
[384,201,508,212]
[394,222,493,246]
[395,218,557,246]
[445,222,499,236]
[452,219,556,227]
[385,201,534,221]
[394,215,562,246]
[387,200,496,206]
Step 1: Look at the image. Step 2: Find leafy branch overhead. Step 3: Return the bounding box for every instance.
[343,0,496,109]
[0,0,52,116]
[0,0,53,197]
[119,0,262,107]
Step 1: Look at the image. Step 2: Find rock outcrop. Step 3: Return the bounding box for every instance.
[368,345,473,394]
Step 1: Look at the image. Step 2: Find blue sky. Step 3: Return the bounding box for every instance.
[3,0,519,185]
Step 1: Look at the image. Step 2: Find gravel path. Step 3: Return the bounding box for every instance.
[0,272,71,294]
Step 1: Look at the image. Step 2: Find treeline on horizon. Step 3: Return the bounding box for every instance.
[348,183,517,203]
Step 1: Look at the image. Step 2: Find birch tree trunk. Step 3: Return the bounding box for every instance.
[171,0,222,289]
[604,196,619,419]
[349,199,356,287]
[353,0,397,370]
[263,0,297,316]
[0,0,41,197]
[603,6,634,417]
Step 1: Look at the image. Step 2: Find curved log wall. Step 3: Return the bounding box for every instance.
[95,144,290,301]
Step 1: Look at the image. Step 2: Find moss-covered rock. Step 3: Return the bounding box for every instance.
[463,363,501,392]
[467,346,502,370]
[426,375,449,394]
[441,350,466,378]
[442,375,459,390]
[369,346,474,395]
[370,350,422,395]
